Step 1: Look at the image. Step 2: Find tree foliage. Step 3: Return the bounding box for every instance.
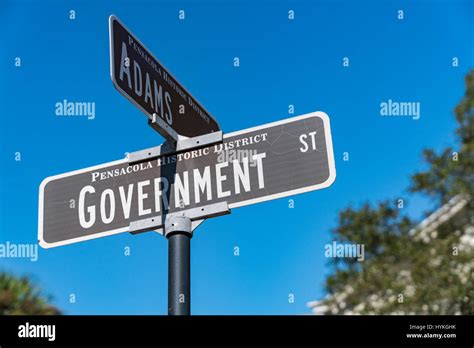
[319,71,474,315]
[0,272,61,315]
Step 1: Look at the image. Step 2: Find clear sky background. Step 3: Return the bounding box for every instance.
[0,0,472,314]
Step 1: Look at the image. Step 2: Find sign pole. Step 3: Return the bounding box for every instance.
[165,216,192,315]
[38,15,338,318]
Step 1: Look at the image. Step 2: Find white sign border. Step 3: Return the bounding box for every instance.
[38,111,336,248]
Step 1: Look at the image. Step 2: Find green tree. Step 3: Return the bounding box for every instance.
[0,272,61,315]
[317,71,474,315]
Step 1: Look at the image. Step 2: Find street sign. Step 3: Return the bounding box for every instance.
[109,15,220,138]
[38,111,336,248]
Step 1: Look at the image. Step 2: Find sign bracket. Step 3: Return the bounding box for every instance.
[148,113,183,143]
[128,201,230,234]
[127,128,223,164]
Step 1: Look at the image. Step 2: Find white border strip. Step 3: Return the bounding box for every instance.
[38,111,336,248]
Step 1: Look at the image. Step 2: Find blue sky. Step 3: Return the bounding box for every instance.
[0,0,472,314]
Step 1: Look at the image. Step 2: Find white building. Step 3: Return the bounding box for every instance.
[307,194,473,315]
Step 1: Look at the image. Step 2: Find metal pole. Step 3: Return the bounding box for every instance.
[166,216,192,315]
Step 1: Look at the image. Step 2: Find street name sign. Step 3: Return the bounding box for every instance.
[109,15,220,138]
[38,111,336,248]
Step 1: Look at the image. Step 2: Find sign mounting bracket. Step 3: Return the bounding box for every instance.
[127,128,223,164]
[148,113,183,143]
[128,201,231,234]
